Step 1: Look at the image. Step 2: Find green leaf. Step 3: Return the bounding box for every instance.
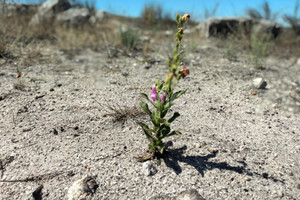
[168,112,180,123]
[158,124,171,138]
[148,144,156,152]
[157,118,167,124]
[140,93,150,101]
[163,101,172,112]
[140,93,159,109]
[159,145,165,154]
[140,101,152,116]
[151,112,160,127]
[137,122,155,142]
[170,90,186,102]
[166,130,182,137]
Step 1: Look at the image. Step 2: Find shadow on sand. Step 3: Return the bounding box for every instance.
[162,143,284,184]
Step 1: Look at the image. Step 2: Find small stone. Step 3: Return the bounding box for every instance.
[176,189,205,200]
[262,172,269,178]
[50,88,54,91]
[35,94,45,99]
[297,58,300,65]
[109,81,117,84]
[252,78,267,89]
[67,175,98,200]
[32,184,43,200]
[144,65,151,69]
[22,126,32,132]
[208,148,218,154]
[150,189,204,200]
[56,82,62,87]
[142,161,157,176]
[148,196,172,200]
[52,128,58,135]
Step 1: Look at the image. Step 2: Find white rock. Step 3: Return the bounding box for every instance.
[252,77,267,89]
[176,189,205,200]
[56,7,90,25]
[297,58,300,65]
[142,161,157,176]
[29,0,71,26]
[67,175,98,200]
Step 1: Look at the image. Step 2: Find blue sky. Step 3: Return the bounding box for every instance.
[14,0,299,23]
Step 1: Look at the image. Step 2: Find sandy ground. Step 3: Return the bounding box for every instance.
[0,41,299,199]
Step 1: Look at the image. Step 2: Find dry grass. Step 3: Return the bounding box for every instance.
[92,97,144,123]
[13,80,26,91]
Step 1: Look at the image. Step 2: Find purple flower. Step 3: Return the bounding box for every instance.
[150,85,157,102]
[160,92,167,102]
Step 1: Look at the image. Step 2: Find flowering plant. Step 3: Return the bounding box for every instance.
[138,14,190,158]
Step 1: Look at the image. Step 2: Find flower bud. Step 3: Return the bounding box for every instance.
[181,64,189,78]
[150,85,157,102]
[183,14,190,20]
[160,92,167,102]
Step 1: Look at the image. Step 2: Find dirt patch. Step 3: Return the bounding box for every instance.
[0,39,299,199]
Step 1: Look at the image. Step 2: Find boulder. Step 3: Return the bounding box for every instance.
[252,19,281,38]
[196,17,253,38]
[56,7,90,25]
[0,2,38,16]
[29,0,71,25]
[197,17,280,38]
[89,10,109,23]
[95,10,109,21]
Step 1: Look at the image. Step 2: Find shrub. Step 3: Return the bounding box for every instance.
[246,1,279,22]
[283,0,300,35]
[251,33,269,69]
[119,28,139,50]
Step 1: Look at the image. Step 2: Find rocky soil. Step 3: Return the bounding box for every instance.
[0,40,299,199]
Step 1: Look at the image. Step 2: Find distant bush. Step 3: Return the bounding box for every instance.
[141,4,162,27]
[251,33,269,69]
[283,0,300,35]
[119,28,139,50]
[204,3,219,19]
[246,1,279,22]
[140,4,173,29]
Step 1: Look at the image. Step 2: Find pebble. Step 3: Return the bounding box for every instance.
[67,175,98,200]
[22,126,32,132]
[252,78,267,89]
[56,82,62,87]
[142,161,157,176]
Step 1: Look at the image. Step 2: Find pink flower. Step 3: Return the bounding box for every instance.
[150,85,157,102]
[181,64,189,78]
[160,92,167,102]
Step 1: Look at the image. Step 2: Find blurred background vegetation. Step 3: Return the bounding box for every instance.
[0,0,300,66]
